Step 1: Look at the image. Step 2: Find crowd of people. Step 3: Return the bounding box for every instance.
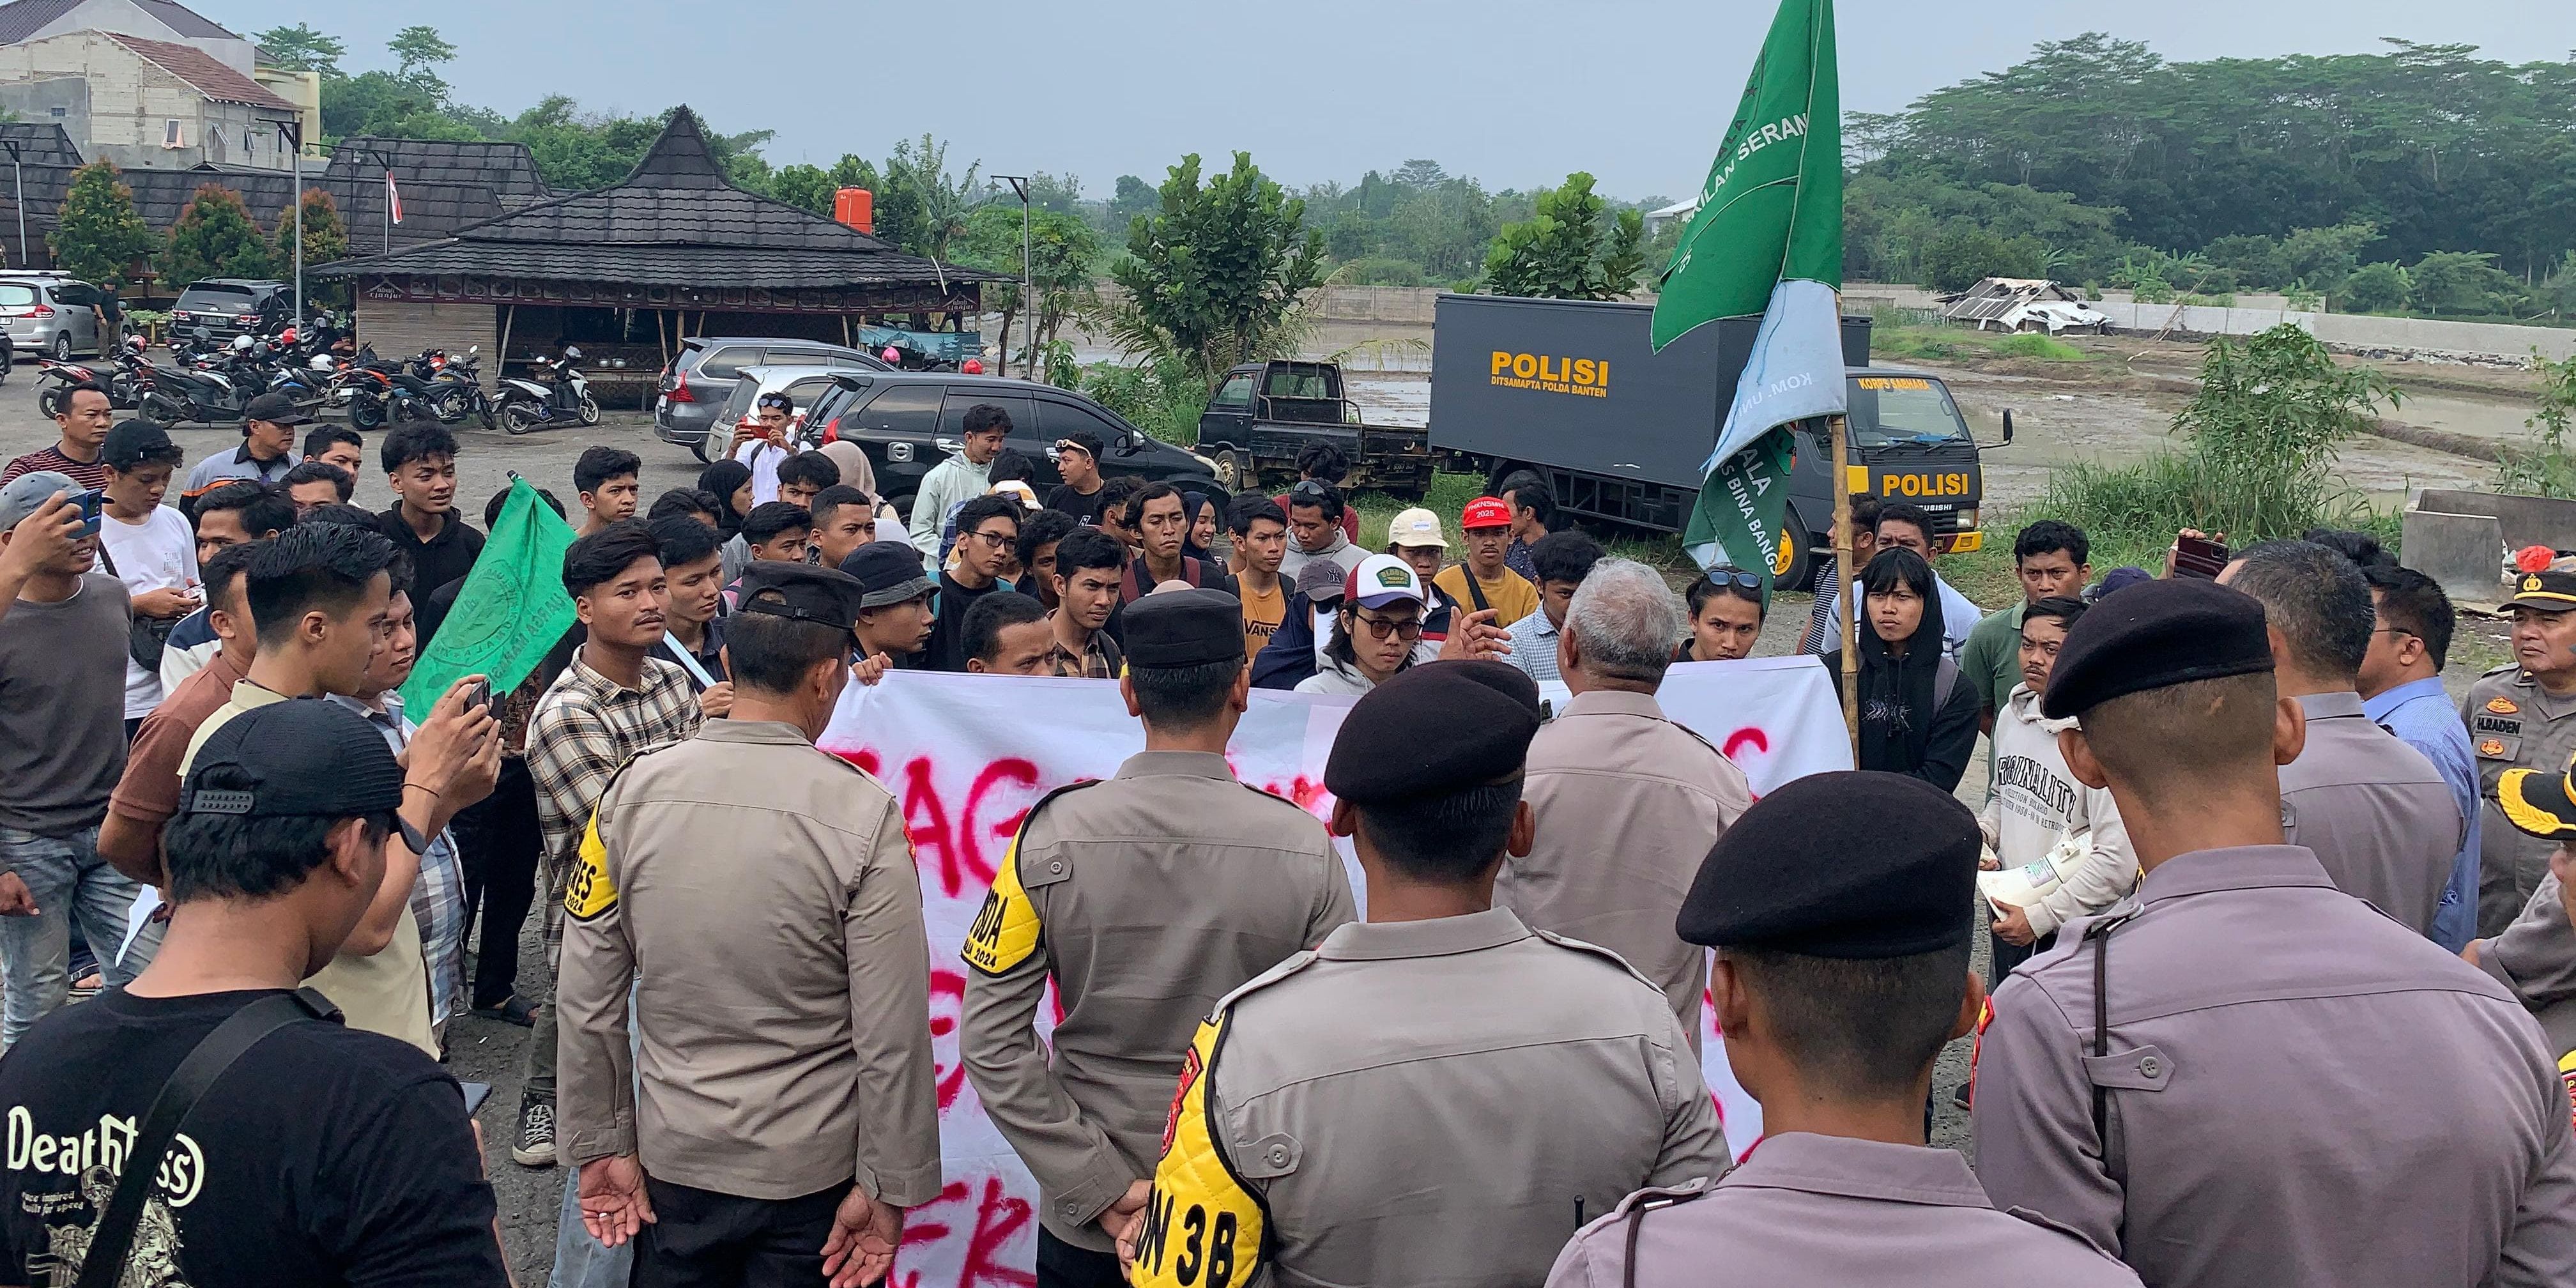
[0,382,2573,1288]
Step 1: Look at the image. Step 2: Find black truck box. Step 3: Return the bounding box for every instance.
[1428,293,1867,498]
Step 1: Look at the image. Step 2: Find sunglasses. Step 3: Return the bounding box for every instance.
[1351,608,1423,641]
[1291,480,1332,500]
[1707,569,1762,592]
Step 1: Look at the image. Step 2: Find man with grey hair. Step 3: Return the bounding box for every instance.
[1496,558,1752,1050]
[2221,539,2462,938]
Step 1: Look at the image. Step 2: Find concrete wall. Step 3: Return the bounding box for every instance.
[0,77,89,151]
[2096,300,2576,363]
[19,0,256,75]
[0,29,291,172]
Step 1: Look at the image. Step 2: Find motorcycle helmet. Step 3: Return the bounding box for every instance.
[230,335,256,353]
[882,346,901,364]
[562,346,583,362]
[961,359,983,374]
[279,326,298,345]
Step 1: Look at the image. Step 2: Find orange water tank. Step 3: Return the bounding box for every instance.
[834,188,873,234]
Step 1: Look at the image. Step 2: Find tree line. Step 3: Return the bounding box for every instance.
[1850,34,2576,319]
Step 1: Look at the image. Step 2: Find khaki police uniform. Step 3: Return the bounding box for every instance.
[1503,689,1751,1054]
[958,751,1354,1263]
[555,723,943,1242]
[1974,844,2576,1288]
[1129,908,1729,1288]
[1545,1135,2141,1288]
[2464,664,2576,935]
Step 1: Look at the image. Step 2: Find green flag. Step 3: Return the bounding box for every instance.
[1652,0,1843,349]
[1658,0,1843,584]
[397,477,576,712]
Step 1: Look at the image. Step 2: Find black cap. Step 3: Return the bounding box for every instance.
[101,420,176,470]
[1124,588,1245,667]
[2498,751,2576,840]
[181,701,427,853]
[735,562,870,630]
[2041,577,2274,721]
[243,390,312,426]
[1678,770,1979,957]
[1295,558,1346,606]
[838,543,936,609]
[2504,569,2576,613]
[1326,661,1541,806]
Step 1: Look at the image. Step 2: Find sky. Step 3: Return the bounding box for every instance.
[202,0,2576,202]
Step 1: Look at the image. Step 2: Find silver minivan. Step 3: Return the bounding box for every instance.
[0,274,105,360]
[654,337,887,460]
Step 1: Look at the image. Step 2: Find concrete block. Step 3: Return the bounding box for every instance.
[2414,489,2576,553]
[2403,509,2506,607]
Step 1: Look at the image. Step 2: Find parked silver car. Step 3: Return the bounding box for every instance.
[0,273,108,360]
[654,336,887,460]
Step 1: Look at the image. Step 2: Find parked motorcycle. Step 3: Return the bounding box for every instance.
[33,358,107,418]
[492,346,598,435]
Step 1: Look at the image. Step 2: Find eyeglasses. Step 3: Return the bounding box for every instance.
[1291,480,1331,500]
[1351,608,1423,641]
[965,528,1015,549]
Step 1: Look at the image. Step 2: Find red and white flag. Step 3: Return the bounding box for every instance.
[385,171,403,224]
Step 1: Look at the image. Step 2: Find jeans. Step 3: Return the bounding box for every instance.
[0,825,164,1047]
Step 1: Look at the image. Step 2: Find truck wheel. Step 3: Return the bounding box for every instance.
[1209,446,1250,493]
[1774,526,1823,592]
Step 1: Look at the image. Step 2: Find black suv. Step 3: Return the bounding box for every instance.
[167,279,288,342]
[799,372,1226,518]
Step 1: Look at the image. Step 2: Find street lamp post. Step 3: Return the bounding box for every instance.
[993,175,1032,376]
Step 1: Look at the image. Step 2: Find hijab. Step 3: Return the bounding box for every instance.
[1854,548,1945,774]
[1180,491,1223,569]
[817,441,877,496]
[696,459,754,537]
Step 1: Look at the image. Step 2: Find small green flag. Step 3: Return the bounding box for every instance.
[397,477,576,712]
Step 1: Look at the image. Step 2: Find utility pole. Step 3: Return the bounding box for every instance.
[995,176,1032,377]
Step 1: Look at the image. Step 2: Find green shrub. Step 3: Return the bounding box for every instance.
[1994,332,2086,362]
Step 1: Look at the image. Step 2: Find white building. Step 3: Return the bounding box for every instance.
[0,27,296,171]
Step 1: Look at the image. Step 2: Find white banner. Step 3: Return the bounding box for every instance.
[819,656,1848,1287]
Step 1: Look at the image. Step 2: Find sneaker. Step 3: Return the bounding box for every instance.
[512,1097,556,1168]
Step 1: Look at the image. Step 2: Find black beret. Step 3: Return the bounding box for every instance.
[2041,576,2273,721]
[1125,587,1246,667]
[735,562,870,630]
[1678,770,1977,957]
[1326,661,1540,806]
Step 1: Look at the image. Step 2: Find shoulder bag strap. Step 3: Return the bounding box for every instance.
[1460,568,1491,615]
[75,988,337,1288]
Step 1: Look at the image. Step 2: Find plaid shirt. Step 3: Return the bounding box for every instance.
[1039,611,1124,678]
[327,693,468,1026]
[526,649,702,955]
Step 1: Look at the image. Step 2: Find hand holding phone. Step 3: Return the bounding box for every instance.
[73,489,104,540]
[2171,532,2230,580]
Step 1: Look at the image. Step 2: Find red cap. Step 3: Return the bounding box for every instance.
[1462,496,1513,529]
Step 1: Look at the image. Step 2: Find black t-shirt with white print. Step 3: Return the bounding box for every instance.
[0,988,507,1287]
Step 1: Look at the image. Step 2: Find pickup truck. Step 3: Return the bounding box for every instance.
[1195,360,1433,498]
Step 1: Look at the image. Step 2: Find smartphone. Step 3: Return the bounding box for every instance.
[461,677,493,713]
[459,1081,493,1116]
[72,489,103,539]
[2174,534,2230,580]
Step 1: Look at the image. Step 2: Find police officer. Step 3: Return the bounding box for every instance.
[2463,568,2576,936]
[1548,771,2142,1287]
[960,587,1354,1288]
[2471,749,2576,1059]
[558,563,940,1288]
[1121,662,1729,1288]
[1974,578,2576,1288]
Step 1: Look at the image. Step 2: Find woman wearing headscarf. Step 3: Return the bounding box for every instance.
[1818,547,1979,790]
[695,459,754,539]
[1181,490,1226,574]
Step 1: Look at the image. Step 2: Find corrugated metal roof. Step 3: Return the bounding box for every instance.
[0,121,80,165]
[99,31,291,109]
[323,136,555,208]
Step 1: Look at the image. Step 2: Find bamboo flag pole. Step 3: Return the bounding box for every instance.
[1831,415,1859,755]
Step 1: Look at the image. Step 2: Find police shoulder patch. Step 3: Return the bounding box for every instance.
[564,807,618,922]
[2559,1048,2576,1136]
[1133,1012,1266,1288]
[959,780,1096,975]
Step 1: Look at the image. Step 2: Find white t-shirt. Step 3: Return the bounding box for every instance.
[96,503,198,719]
[734,440,790,506]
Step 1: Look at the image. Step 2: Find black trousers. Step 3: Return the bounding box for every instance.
[452,756,542,1009]
[1037,1227,1126,1288]
[629,1177,850,1288]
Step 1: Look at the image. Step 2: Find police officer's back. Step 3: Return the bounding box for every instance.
[959,589,1354,1284]
[2471,746,2576,1058]
[2222,540,2463,937]
[2464,569,2576,935]
[558,564,940,1288]
[1548,771,2139,1288]
[1124,663,1728,1288]
[1973,578,2576,1288]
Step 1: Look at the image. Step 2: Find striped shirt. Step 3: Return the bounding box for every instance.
[0,445,109,491]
